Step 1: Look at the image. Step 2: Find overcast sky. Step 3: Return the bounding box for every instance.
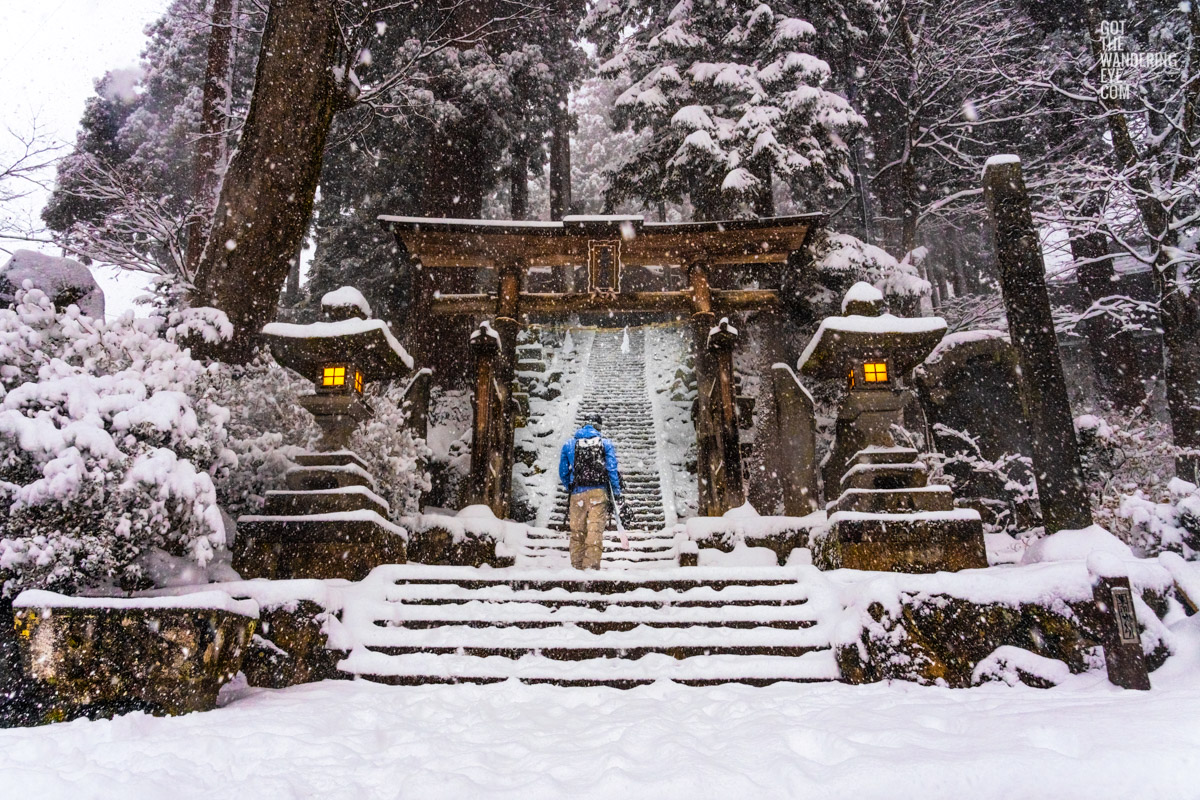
[0,1,169,242]
[0,1,170,311]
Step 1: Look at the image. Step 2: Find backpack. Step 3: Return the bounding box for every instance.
[572,437,608,488]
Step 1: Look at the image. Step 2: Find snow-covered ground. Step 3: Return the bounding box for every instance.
[4,658,1200,799]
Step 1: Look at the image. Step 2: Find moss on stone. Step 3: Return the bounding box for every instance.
[14,605,255,720]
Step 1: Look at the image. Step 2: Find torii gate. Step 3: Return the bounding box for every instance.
[381,213,825,519]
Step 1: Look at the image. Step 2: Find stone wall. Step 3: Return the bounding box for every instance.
[12,603,255,721]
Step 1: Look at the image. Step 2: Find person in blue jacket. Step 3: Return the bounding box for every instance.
[559,415,622,569]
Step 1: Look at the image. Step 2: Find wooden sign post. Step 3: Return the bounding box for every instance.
[1088,552,1151,690]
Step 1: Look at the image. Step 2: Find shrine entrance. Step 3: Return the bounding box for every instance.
[382,213,825,520]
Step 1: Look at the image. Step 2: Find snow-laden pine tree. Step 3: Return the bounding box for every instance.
[582,0,875,219]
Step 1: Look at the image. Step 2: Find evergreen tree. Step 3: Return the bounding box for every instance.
[582,0,876,219]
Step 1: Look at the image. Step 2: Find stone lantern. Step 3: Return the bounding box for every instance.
[263,286,411,451]
[800,283,986,573]
[235,287,415,581]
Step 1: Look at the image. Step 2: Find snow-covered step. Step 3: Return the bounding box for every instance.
[370,564,796,588]
[524,540,676,553]
[338,650,841,687]
[335,565,842,687]
[519,553,680,569]
[362,601,821,627]
[356,624,830,655]
[372,580,821,607]
[519,556,680,572]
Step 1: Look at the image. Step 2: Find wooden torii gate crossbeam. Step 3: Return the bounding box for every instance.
[381,213,825,519]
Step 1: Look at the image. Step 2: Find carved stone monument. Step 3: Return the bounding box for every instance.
[236,287,413,580]
[803,283,988,573]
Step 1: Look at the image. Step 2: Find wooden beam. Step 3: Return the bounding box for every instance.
[428,289,779,315]
[381,213,826,271]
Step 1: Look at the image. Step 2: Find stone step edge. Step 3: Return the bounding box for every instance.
[338,649,840,683]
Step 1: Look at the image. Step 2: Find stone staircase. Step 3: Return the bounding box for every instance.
[535,328,673,568]
[334,565,842,686]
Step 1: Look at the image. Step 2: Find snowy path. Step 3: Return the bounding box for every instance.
[5,669,1200,799]
[536,327,674,568]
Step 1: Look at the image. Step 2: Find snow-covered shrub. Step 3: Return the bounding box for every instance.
[424,387,472,510]
[0,289,233,596]
[0,286,433,598]
[938,289,1007,334]
[198,356,430,523]
[1121,479,1200,559]
[350,380,432,517]
[923,423,1038,536]
[1073,411,1180,551]
[809,230,930,307]
[195,354,316,520]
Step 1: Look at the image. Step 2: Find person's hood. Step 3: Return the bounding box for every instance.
[574,425,602,439]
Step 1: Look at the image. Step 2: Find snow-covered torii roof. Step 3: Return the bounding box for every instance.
[378,213,826,269]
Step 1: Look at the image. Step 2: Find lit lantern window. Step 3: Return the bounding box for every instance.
[354,370,364,393]
[322,365,347,387]
[863,361,889,383]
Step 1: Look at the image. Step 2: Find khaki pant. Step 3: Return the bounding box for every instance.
[568,487,609,570]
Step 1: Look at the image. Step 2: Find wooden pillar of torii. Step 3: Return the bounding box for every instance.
[468,260,523,517]
[687,261,747,516]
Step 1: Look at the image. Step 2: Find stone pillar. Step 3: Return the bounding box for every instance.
[401,367,433,441]
[492,261,523,516]
[983,156,1093,534]
[689,262,719,515]
[1069,215,1143,411]
[771,364,820,516]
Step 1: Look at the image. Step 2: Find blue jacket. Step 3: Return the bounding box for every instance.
[559,425,621,497]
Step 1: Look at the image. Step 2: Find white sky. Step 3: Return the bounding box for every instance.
[0,0,172,312]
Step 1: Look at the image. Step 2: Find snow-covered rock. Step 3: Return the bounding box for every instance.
[321,286,372,319]
[972,646,1072,687]
[0,250,105,319]
[1122,478,1200,557]
[1020,524,1135,565]
[840,281,884,312]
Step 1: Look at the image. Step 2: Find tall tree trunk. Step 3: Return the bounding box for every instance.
[186,0,236,278]
[846,61,875,242]
[899,8,921,261]
[192,0,345,361]
[420,125,487,217]
[283,237,303,307]
[1068,200,1143,411]
[548,87,572,219]
[983,158,1094,534]
[509,148,529,220]
[752,169,774,217]
[1087,7,1200,480]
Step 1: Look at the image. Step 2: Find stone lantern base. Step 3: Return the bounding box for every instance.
[813,447,987,573]
[235,450,407,580]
